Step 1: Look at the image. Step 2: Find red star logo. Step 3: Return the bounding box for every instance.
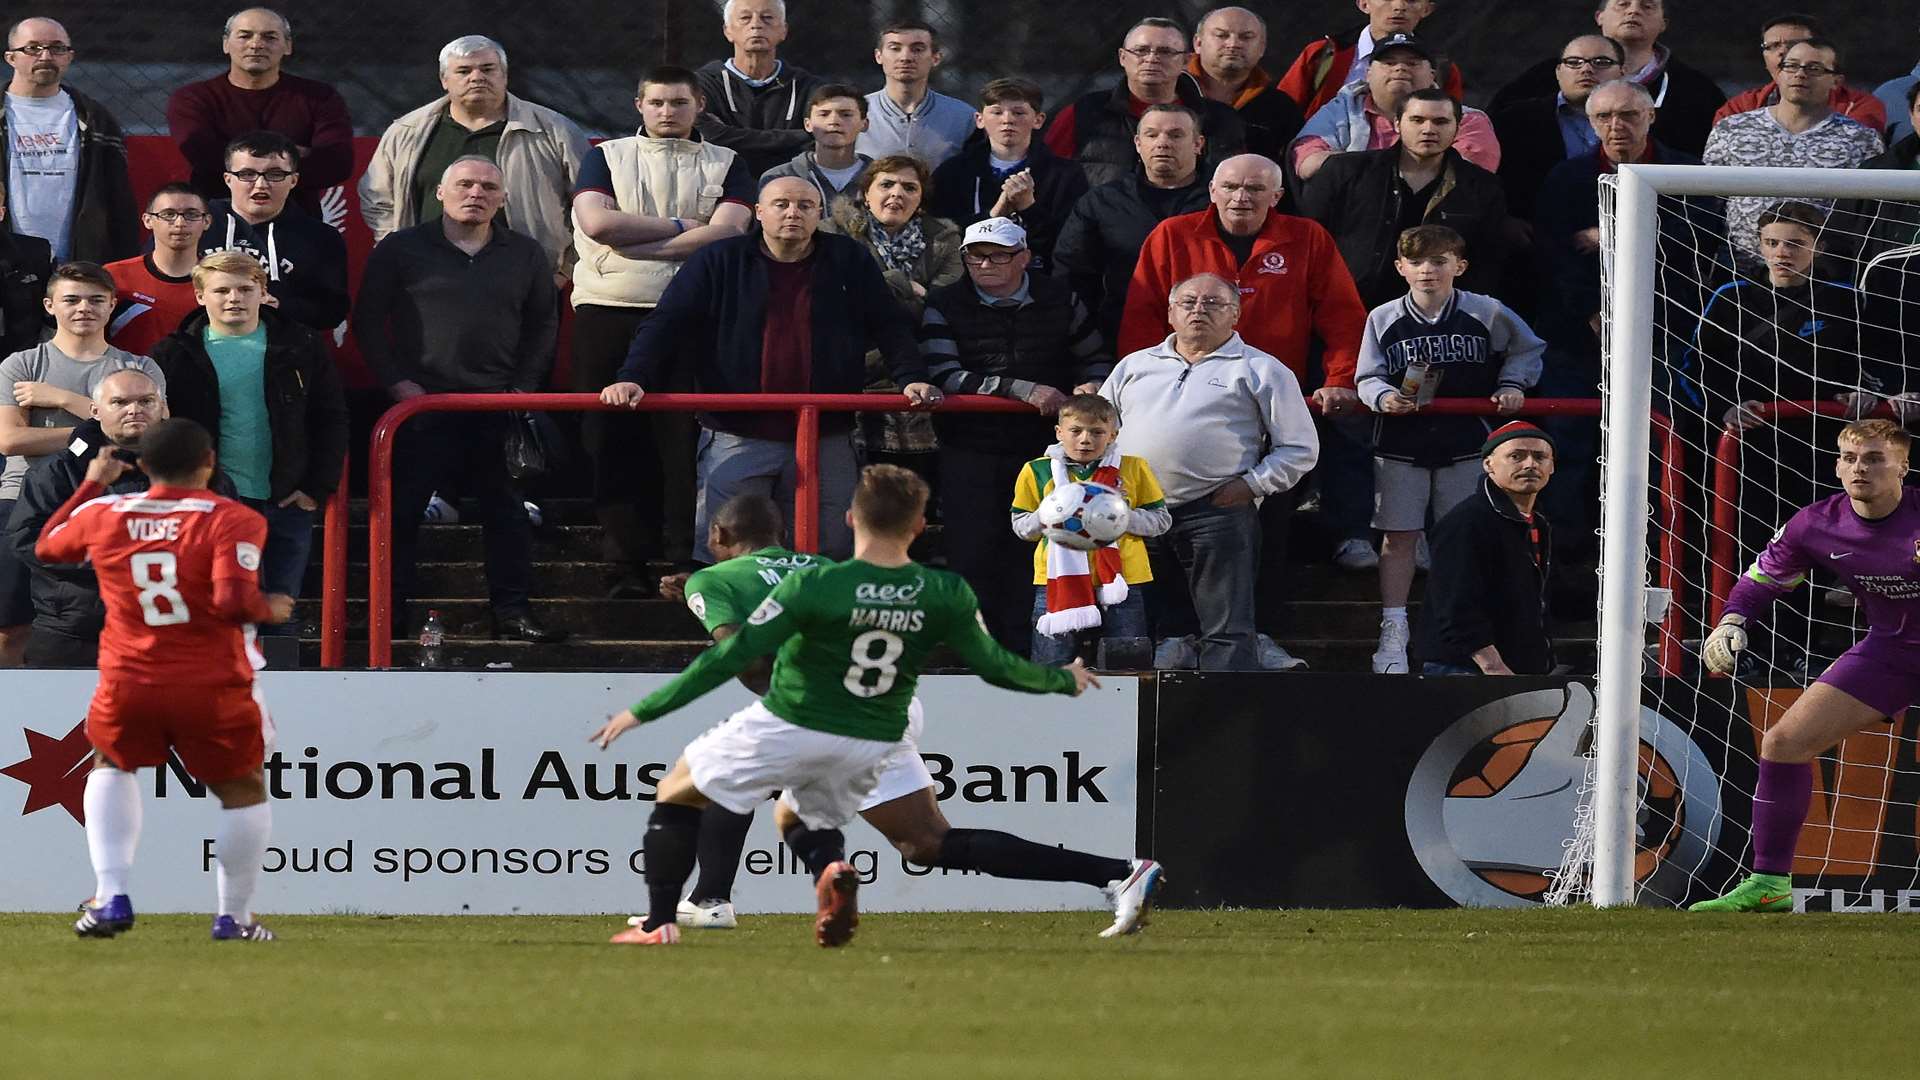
[1,720,93,824]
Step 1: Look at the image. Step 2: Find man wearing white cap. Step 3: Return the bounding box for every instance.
[921,216,1113,650]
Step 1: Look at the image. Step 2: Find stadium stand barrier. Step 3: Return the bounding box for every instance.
[321,454,350,670]
[347,394,1683,671]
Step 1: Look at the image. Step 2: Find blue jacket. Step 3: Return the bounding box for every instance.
[620,231,927,438]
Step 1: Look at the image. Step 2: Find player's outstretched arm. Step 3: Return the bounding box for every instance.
[594,589,799,748]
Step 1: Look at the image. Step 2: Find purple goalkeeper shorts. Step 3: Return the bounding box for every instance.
[1815,632,1920,719]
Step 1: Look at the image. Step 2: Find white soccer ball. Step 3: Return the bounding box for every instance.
[1038,481,1129,551]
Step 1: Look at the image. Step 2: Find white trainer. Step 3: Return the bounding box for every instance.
[1100,859,1164,938]
[1256,634,1308,671]
[675,898,737,929]
[423,493,460,524]
[1372,617,1410,674]
[1332,537,1379,571]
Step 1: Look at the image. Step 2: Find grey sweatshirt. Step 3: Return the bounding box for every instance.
[1098,332,1320,508]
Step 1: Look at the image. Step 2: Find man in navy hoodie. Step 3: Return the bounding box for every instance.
[197,131,349,336]
[602,175,941,561]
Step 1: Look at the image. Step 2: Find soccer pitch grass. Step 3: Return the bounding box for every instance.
[6,908,1918,1079]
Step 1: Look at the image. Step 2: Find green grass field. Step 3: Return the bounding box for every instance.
[5,908,1918,1079]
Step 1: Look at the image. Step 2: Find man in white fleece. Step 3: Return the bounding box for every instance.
[1098,272,1319,671]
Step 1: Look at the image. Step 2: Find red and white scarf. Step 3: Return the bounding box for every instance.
[1035,444,1129,636]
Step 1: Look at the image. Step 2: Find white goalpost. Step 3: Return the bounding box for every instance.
[1571,164,1920,908]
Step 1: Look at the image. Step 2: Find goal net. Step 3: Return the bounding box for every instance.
[1550,164,1920,912]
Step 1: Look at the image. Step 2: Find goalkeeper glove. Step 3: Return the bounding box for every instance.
[1702,614,1749,675]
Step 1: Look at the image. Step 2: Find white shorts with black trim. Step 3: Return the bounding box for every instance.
[684,700,899,830]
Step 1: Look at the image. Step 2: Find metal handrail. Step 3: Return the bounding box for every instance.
[350,392,1683,673]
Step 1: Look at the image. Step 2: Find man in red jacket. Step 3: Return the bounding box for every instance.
[1276,1,1464,119]
[1116,154,1365,416]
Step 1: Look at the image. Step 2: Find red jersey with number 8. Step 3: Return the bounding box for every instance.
[36,482,269,686]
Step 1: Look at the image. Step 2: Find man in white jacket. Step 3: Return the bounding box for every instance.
[1099,272,1319,671]
[358,35,589,279]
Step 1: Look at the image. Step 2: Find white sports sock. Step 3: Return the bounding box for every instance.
[214,802,272,923]
[84,768,142,900]
[1382,606,1409,623]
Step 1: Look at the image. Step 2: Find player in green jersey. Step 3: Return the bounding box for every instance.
[647,493,1164,937]
[592,467,1115,948]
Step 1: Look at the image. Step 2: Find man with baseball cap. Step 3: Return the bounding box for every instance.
[920,215,1113,649]
[1418,421,1558,675]
[1290,32,1500,181]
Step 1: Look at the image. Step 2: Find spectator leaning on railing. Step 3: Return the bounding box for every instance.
[603,175,943,563]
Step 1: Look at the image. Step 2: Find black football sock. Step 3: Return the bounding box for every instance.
[782,823,846,881]
[936,828,1132,888]
[689,805,755,904]
[641,802,701,931]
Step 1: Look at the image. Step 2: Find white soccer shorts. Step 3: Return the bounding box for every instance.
[858,697,934,812]
[685,701,898,830]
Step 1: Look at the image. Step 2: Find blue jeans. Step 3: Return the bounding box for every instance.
[1421,661,1480,676]
[242,498,315,635]
[1145,499,1261,671]
[1029,584,1150,664]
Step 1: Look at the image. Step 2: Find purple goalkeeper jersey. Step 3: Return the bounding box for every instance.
[1724,488,1920,641]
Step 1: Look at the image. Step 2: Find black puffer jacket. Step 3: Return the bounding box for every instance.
[147,307,349,501]
[1052,167,1211,346]
[1294,147,1509,310]
[1420,475,1554,674]
[6,419,236,640]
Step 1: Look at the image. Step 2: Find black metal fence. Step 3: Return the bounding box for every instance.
[51,0,1910,138]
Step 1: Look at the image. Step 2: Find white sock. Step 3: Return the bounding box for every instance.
[214,802,272,923]
[84,768,142,900]
[1382,606,1409,623]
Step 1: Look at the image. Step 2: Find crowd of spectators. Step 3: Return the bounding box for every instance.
[3,1,1920,676]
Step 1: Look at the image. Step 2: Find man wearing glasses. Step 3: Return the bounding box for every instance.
[167,8,352,222]
[1,17,136,264]
[1704,38,1884,270]
[105,185,213,356]
[918,217,1112,650]
[1042,17,1245,188]
[1489,34,1627,222]
[199,131,349,335]
[1714,14,1886,134]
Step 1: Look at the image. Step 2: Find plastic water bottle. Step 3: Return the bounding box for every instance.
[418,610,446,669]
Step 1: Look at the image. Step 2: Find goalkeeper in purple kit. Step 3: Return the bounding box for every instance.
[1695,420,1920,912]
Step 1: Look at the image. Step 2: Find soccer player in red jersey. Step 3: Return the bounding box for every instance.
[35,417,294,941]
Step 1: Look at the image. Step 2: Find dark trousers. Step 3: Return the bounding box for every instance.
[1313,414,1375,542]
[240,498,315,635]
[572,304,696,567]
[1146,498,1262,671]
[391,411,532,618]
[24,628,95,668]
[1536,334,1601,561]
[940,443,1042,654]
[1254,484,1300,637]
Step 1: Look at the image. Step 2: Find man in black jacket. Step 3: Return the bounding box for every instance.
[1490,33,1626,223]
[693,0,823,179]
[148,250,346,629]
[920,217,1113,649]
[602,175,941,562]
[0,187,52,355]
[1,17,138,263]
[1296,88,1508,310]
[354,157,563,643]
[199,131,349,335]
[1053,103,1212,347]
[1041,18,1246,188]
[5,370,162,666]
[930,79,1089,273]
[1420,422,1556,675]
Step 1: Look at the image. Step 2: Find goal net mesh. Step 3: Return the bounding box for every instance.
[1549,172,1920,911]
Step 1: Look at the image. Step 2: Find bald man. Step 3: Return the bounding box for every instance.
[6,369,179,667]
[2,16,137,262]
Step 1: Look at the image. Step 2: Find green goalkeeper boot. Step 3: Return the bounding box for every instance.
[1688,872,1794,912]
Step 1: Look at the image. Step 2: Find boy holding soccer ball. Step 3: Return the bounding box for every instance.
[1010,393,1171,662]
[1356,225,1546,673]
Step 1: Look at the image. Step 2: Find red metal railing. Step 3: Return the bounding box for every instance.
[346,393,1684,672]
[319,452,350,668]
[1707,400,1866,625]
